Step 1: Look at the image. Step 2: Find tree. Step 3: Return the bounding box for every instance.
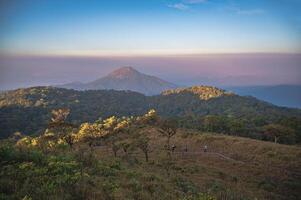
[63,133,76,149]
[46,108,77,150]
[47,108,75,138]
[135,135,150,162]
[120,141,131,155]
[103,116,118,130]
[229,118,247,136]
[50,108,70,124]
[140,109,158,125]
[158,119,178,157]
[279,117,301,143]
[202,115,228,133]
[263,124,295,144]
[11,132,23,141]
[76,123,109,151]
[111,142,121,157]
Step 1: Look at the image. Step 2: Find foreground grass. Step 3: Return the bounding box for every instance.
[1,130,301,200]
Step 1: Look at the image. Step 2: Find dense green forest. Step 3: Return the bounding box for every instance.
[0,86,300,144]
[1,109,300,200]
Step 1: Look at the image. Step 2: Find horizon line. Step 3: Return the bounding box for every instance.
[1,50,301,58]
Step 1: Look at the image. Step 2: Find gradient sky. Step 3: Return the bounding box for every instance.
[1,0,301,55]
[0,0,300,89]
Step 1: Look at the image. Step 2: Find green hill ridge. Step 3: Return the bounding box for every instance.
[0,86,300,143]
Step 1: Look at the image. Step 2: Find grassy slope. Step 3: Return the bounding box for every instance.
[95,129,301,199]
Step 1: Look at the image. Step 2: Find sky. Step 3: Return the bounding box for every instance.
[0,0,301,89]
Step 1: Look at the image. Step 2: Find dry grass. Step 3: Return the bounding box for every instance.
[94,128,301,199]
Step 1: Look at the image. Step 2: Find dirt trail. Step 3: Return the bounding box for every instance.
[97,146,246,164]
[171,151,245,164]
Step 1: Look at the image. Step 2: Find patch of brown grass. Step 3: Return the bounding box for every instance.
[94,128,301,199]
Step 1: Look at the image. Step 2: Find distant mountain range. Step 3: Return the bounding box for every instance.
[59,67,177,95]
[57,67,301,108]
[226,85,301,108]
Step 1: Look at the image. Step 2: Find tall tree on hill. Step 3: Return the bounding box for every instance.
[47,108,77,148]
[135,133,150,162]
[51,108,70,123]
[112,141,121,157]
[48,108,72,132]
[263,124,295,144]
[279,117,301,143]
[158,119,178,158]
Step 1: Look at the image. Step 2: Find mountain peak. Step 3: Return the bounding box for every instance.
[108,66,140,78]
[59,66,177,95]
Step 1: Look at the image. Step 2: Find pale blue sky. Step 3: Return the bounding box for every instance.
[0,0,300,55]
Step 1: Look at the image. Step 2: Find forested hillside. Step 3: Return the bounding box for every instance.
[0,86,300,143]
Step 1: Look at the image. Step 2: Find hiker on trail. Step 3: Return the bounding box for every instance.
[203,145,208,152]
[171,144,176,152]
